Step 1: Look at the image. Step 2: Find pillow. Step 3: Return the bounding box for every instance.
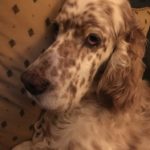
[133,7,150,35]
[133,8,150,80]
[0,0,64,149]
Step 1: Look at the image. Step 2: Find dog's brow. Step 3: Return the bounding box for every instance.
[61,17,100,32]
[62,19,78,32]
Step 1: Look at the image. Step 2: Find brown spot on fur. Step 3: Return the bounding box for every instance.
[51,66,58,76]
[104,6,113,16]
[128,143,137,150]
[103,45,107,52]
[80,78,86,87]
[62,93,68,99]
[61,9,68,16]
[67,72,72,79]
[74,79,79,85]
[60,70,66,80]
[58,40,78,59]
[62,19,81,32]
[58,58,64,69]
[68,83,77,97]
[88,55,93,61]
[83,10,88,16]
[58,47,70,57]
[61,70,72,81]
[67,141,75,150]
[38,60,50,75]
[85,13,98,23]
[64,59,76,67]
[70,59,76,66]
[88,61,96,81]
[66,1,77,8]
[86,2,95,8]
[73,27,85,39]
[81,52,86,60]
[63,19,72,32]
[88,6,97,11]
[92,141,102,150]
[76,64,81,70]
[52,134,61,142]
[66,31,70,38]
[96,53,101,59]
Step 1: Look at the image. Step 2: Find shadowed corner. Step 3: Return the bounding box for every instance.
[130,0,150,8]
[143,27,150,81]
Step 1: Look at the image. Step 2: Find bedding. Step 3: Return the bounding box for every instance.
[0,0,64,149]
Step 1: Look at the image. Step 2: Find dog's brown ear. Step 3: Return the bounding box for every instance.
[97,25,146,111]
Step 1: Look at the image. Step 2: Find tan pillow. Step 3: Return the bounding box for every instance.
[0,0,64,149]
[133,7,150,35]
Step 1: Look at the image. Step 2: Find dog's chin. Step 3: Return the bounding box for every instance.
[27,92,69,112]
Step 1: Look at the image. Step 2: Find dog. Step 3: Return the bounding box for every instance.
[13,0,150,149]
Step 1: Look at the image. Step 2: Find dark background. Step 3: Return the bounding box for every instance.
[130,0,150,80]
[130,0,150,8]
[143,28,150,80]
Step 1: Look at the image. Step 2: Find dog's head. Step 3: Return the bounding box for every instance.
[21,0,146,111]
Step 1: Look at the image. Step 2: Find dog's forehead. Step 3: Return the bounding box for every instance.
[58,0,100,22]
[64,0,99,12]
[57,0,126,32]
[57,0,106,29]
[63,0,125,12]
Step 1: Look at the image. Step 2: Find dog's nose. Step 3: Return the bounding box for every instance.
[21,71,50,95]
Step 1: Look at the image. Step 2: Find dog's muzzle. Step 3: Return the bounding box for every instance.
[21,70,51,95]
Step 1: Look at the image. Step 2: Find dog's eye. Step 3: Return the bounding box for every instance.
[86,33,101,47]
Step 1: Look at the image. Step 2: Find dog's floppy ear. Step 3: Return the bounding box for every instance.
[97,20,146,110]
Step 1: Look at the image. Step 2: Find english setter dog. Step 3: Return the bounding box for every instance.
[13,0,150,149]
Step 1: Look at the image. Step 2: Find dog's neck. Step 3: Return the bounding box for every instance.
[32,83,150,150]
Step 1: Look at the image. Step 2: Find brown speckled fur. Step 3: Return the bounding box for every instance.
[13,0,150,149]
